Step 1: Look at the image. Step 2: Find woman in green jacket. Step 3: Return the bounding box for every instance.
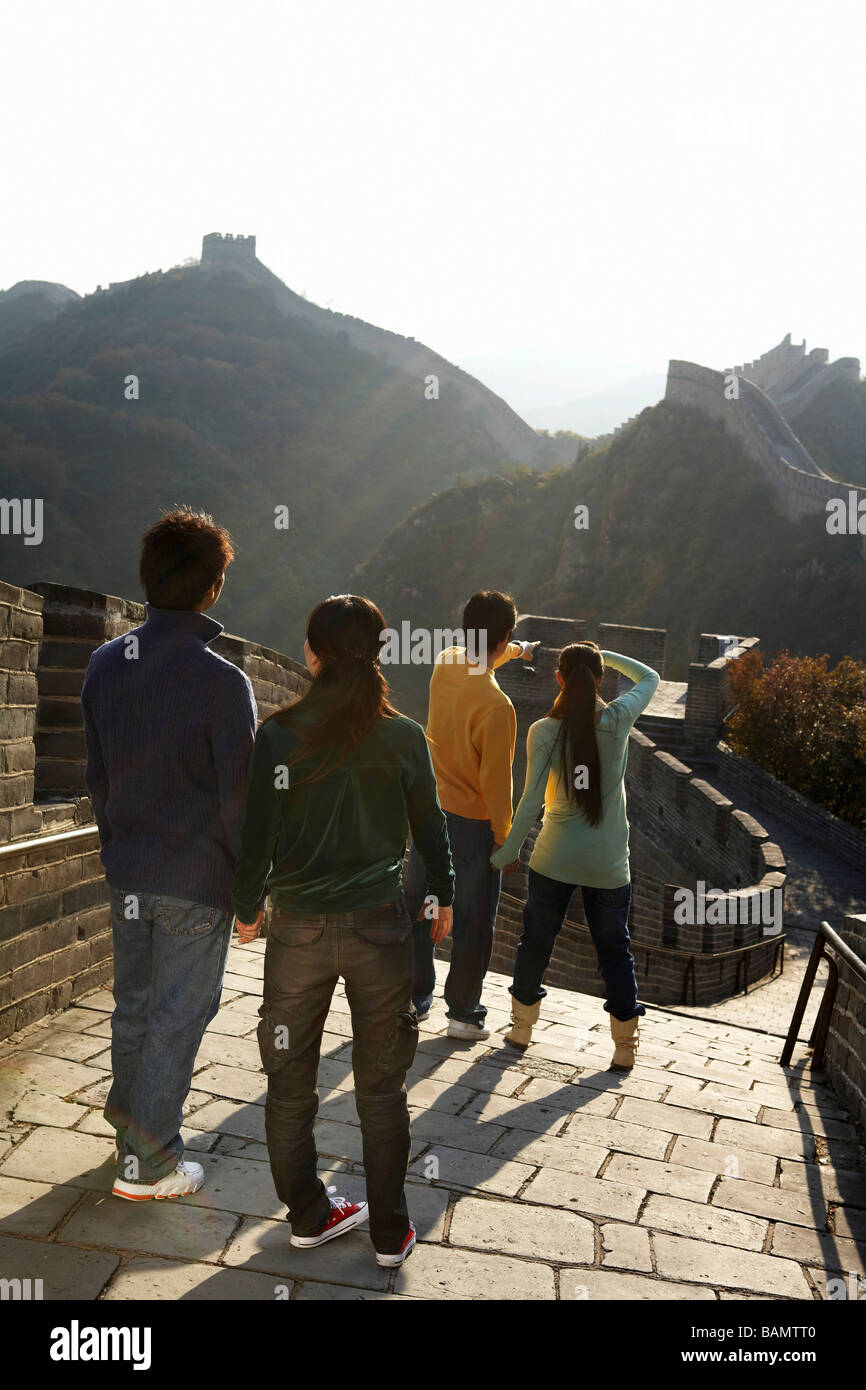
[491,642,659,1066]
[232,595,454,1268]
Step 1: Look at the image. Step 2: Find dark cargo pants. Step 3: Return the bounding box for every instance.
[258,898,419,1254]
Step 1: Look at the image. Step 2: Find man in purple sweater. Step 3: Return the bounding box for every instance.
[81,508,257,1200]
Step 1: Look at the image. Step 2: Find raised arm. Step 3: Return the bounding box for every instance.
[492,639,539,670]
[601,650,660,730]
[490,721,556,869]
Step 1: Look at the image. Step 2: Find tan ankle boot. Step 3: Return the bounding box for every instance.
[504,998,541,1050]
[610,1014,640,1069]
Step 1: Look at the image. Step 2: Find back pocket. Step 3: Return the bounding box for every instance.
[157,897,216,937]
[269,922,326,947]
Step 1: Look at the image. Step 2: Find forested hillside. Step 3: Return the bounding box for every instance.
[356,401,865,716]
[0,265,526,652]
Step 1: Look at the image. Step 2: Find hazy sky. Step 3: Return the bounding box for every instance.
[3,0,864,429]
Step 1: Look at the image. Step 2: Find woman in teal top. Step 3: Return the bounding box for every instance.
[490,642,659,1065]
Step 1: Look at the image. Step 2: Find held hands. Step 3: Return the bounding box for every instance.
[235,908,265,944]
[491,843,522,875]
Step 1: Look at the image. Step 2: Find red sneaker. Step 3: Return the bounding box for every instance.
[376,1221,416,1268]
[290,1187,369,1248]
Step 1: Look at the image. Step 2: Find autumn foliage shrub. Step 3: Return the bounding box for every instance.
[725,649,866,830]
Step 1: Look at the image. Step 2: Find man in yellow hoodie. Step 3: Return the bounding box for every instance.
[405,592,537,1040]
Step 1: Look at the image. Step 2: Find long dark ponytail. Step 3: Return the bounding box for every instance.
[269,594,398,783]
[549,641,605,825]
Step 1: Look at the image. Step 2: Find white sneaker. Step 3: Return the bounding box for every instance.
[112,1158,205,1201]
[447,1019,490,1041]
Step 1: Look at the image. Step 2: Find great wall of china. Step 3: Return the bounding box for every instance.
[197,233,577,471]
[2,578,864,1132]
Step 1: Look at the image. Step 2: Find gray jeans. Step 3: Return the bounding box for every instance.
[259,897,418,1253]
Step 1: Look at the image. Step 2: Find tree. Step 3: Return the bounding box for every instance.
[725,649,866,828]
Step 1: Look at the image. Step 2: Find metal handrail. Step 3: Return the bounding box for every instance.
[780,919,866,1069]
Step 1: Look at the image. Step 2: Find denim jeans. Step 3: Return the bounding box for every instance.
[405,810,501,1025]
[511,868,645,1021]
[260,897,418,1254]
[105,888,232,1183]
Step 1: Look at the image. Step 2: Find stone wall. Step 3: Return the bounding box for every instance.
[0,581,41,842]
[0,824,109,1038]
[825,913,866,1137]
[0,580,310,1039]
[779,357,861,419]
[665,361,866,554]
[714,740,866,867]
[492,624,786,1006]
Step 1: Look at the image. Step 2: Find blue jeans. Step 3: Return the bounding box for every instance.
[104,888,232,1183]
[512,868,645,1022]
[405,811,501,1025]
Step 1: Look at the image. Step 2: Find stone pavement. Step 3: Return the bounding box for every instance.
[1,941,865,1302]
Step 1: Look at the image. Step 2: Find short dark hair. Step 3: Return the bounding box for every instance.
[139,507,234,609]
[462,590,517,651]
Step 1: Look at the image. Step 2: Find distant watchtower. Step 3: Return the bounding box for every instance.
[200,232,257,266]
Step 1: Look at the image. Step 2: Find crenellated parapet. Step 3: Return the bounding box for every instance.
[491,612,785,1005]
[665,359,866,554]
[201,232,257,264]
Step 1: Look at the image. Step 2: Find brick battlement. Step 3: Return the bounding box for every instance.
[0,582,784,1030]
[0,579,309,1039]
[491,614,785,1006]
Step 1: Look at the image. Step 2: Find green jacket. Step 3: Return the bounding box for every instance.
[232,707,455,920]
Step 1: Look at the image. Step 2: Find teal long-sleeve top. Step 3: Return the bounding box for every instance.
[489,651,660,889]
[232,709,455,921]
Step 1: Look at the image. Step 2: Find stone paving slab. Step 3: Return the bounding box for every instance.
[565,1269,716,1300]
[1,956,865,1301]
[779,1160,866,1205]
[668,1136,778,1186]
[602,1153,715,1203]
[487,1129,608,1177]
[408,1145,536,1197]
[0,1231,119,1299]
[521,1167,646,1222]
[600,1221,653,1271]
[712,1117,817,1162]
[712,1175,828,1229]
[640,1193,768,1250]
[616,1097,715,1140]
[59,1190,239,1261]
[771,1222,866,1275]
[449,1194,595,1264]
[652,1232,812,1298]
[0,1175,81,1236]
[102,1256,286,1300]
[394,1243,556,1299]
